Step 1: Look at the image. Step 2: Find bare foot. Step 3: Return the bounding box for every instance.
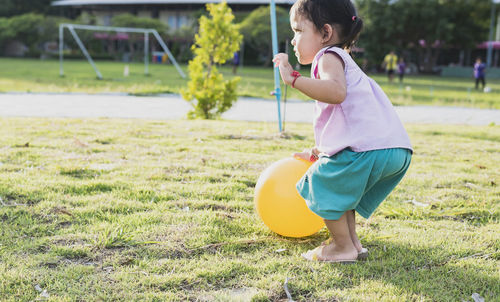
[303,241,358,262]
[350,235,363,253]
[321,237,365,255]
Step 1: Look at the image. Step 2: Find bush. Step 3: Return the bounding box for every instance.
[0,17,9,47]
[181,2,242,119]
[0,13,71,56]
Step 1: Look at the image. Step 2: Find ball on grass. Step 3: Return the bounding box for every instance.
[254,157,324,238]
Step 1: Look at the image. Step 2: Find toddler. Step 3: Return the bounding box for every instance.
[273,0,413,263]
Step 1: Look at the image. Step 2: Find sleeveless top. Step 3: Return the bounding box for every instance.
[312,46,413,156]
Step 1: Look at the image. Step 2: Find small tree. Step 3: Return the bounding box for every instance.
[181,2,242,119]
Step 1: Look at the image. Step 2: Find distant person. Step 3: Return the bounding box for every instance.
[473,57,486,91]
[232,51,240,74]
[397,58,406,83]
[382,50,398,83]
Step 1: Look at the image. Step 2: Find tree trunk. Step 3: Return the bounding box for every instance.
[107,39,116,60]
[421,46,440,74]
[423,47,432,73]
[128,40,135,62]
[432,48,440,70]
[416,47,424,72]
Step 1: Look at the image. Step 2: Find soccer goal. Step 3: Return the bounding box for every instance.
[59,23,186,79]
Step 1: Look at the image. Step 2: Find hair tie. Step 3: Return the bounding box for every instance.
[352,16,357,22]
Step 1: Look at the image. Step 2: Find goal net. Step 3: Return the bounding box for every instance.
[59,23,186,79]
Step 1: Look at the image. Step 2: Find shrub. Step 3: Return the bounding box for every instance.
[0,13,71,56]
[181,2,242,119]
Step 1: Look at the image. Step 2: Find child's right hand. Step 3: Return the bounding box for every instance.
[293,148,320,162]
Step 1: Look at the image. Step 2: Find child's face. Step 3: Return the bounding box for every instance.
[290,11,324,65]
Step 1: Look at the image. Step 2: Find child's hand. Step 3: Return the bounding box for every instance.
[293,148,320,162]
[272,53,294,86]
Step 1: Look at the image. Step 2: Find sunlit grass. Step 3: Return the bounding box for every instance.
[0,118,498,301]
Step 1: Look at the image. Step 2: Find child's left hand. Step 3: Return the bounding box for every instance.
[293,148,320,162]
[272,53,294,86]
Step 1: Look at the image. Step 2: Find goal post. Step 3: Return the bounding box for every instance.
[59,23,186,79]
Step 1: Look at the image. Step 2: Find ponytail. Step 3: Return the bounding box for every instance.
[342,15,363,51]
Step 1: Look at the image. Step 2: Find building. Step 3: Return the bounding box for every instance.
[51,0,295,31]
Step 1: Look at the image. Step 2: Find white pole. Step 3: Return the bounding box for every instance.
[487,0,500,67]
[67,25,103,79]
[487,2,496,67]
[59,24,64,77]
[145,32,149,75]
[151,30,186,78]
[496,13,500,41]
[60,23,152,34]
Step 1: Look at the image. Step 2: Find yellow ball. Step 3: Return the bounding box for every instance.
[254,157,324,238]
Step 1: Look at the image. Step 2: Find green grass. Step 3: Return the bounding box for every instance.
[1,57,500,109]
[0,118,498,301]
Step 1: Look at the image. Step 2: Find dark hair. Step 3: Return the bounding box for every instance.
[292,0,363,50]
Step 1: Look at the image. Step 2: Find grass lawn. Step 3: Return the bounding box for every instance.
[1,58,500,109]
[0,118,498,301]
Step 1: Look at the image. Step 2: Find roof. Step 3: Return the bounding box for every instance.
[52,0,296,6]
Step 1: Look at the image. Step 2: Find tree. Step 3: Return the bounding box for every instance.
[0,17,10,47]
[239,6,293,66]
[356,0,490,72]
[181,2,242,119]
[5,13,44,47]
[0,13,72,56]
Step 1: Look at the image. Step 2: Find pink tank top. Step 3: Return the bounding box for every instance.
[312,46,412,156]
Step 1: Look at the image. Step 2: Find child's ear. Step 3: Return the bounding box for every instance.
[322,24,334,43]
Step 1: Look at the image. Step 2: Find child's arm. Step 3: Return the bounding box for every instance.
[273,53,346,104]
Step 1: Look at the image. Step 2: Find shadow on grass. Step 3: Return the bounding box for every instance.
[280,237,499,301]
[139,235,499,301]
[353,241,497,301]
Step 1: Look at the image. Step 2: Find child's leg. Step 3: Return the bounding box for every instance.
[321,210,363,253]
[322,210,362,251]
[346,210,363,252]
[304,212,358,261]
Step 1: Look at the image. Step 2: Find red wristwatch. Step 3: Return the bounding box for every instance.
[291,70,301,88]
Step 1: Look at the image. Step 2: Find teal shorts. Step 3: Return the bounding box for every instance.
[296,148,412,220]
